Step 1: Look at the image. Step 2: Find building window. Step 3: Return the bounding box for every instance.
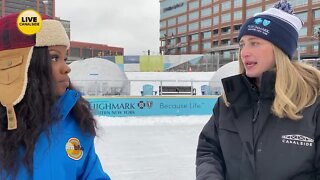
[201,19,212,28]
[202,31,211,39]
[223,50,231,58]
[234,0,242,8]
[201,7,212,17]
[82,48,92,59]
[213,41,219,46]
[181,47,187,53]
[298,45,307,52]
[246,7,262,19]
[314,9,320,19]
[290,0,308,7]
[213,29,219,35]
[221,13,231,23]
[189,22,199,31]
[168,28,176,36]
[168,18,177,26]
[233,10,242,20]
[296,11,308,22]
[265,3,274,9]
[191,44,199,51]
[213,4,219,14]
[160,30,166,38]
[201,0,212,6]
[213,16,219,25]
[221,26,231,34]
[162,40,166,46]
[190,34,199,41]
[234,24,241,31]
[104,50,110,56]
[189,11,199,20]
[178,25,187,34]
[202,42,211,50]
[221,1,231,11]
[170,38,176,45]
[180,36,187,43]
[246,0,261,5]
[233,38,238,43]
[189,1,199,10]
[70,47,80,57]
[160,21,166,28]
[221,39,231,45]
[298,27,307,37]
[93,49,101,57]
[313,45,318,52]
[178,15,187,24]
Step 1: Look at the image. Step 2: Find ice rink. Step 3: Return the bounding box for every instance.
[95,115,211,180]
[72,69,222,179]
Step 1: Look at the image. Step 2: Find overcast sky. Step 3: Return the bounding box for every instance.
[55,0,160,55]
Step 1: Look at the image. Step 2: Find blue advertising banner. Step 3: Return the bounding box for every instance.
[101,56,115,63]
[86,96,218,117]
[124,56,139,64]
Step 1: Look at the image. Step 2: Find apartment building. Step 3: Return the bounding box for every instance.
[160,0,320,63]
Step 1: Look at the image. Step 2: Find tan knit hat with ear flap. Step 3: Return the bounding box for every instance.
[0,13,69,130]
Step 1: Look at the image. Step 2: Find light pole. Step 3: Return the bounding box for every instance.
[314,27,320,59]
[215,52,220,70]
[297,45,300,61]
[42,1,48,15]
[318,28,320,58]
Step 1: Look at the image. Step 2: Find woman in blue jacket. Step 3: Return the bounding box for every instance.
[0,12,110,179]
[196,0,320,179]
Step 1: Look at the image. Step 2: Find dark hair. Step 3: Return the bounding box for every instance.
[0,47,97,178]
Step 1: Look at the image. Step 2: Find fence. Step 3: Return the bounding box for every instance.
[71,79,217,96]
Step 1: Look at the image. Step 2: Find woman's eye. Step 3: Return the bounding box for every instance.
[251,42,258,46]
[51,55,59,62]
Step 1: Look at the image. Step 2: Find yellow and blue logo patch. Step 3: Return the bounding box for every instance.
[65,138,84,160]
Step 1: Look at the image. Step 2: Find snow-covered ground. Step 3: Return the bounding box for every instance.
[95,115,211,180]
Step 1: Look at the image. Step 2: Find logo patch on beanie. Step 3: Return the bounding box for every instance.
[17,9,43,35]
[254,18,271,27]
[246,18,271,36]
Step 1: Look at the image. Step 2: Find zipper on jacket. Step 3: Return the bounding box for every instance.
[252,100,260,123]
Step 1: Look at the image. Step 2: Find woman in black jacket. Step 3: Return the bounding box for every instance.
[196,0,320,179]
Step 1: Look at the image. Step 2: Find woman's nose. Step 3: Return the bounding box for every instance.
[240,45,250,58]
[62,62,71,74]
[65,64,71,74]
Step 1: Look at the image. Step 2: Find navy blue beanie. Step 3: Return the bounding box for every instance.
[237,0,303,60]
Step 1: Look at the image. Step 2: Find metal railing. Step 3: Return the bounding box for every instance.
[71,79,215,96]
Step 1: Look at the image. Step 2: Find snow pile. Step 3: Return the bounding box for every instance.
[69,58,130,95]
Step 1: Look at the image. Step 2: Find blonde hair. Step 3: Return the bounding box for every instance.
[232,45,320,120]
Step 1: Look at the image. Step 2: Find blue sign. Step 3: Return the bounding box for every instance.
[86,96,218,117]
[124,56,139,64]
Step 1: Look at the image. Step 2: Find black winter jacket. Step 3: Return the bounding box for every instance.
[196,72,320,180]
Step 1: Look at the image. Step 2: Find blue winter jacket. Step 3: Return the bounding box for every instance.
[11,89,111,179]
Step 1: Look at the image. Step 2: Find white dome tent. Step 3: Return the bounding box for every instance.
[209,61,240,95]
[69,58,130,96]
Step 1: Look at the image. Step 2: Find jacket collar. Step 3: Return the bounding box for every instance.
[259,71,276,100]
[54,89,80,121]
[222,71,276,106]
